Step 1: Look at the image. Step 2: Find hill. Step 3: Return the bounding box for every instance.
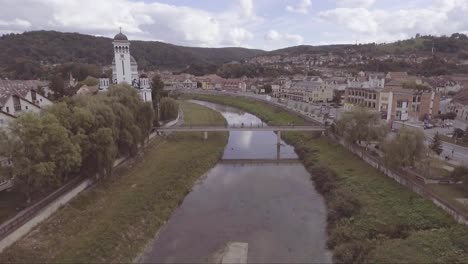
[0,30,265,79]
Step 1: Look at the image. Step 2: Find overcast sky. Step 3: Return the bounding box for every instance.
[1,0,468,50]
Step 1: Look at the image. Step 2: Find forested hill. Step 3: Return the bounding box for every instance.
[0,30,265,79]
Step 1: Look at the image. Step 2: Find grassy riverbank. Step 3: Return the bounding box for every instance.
[0,101,228,263]
[187,94,468,263]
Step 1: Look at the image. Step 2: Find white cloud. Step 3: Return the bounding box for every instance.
[0,0,260,48]
[286,0,312,14]
[0,19,31,29]
[336,0,375,8]
[319,0,468,43]
[265,29,304,48]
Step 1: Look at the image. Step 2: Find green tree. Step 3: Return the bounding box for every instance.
[160,98,179,121]
[264,84,272,94]
[49,75,66,100]
[336,107,388,148]
[9,113,81,202]
[137,102,155,145]
[383,127,426,168]
[429,133,443,155]
[151,75,164,123]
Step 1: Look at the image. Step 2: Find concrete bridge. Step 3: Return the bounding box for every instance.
[154,125,325,144]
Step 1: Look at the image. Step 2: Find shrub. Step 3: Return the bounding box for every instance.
[327,222,355,249]
[333,241,372,263]
[328,189,361,224]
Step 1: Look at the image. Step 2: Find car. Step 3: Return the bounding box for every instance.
[424,123,434,129]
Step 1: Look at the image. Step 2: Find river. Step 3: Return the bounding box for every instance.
[139,101,331,263]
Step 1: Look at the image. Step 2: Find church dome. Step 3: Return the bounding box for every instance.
[114,32,128,41]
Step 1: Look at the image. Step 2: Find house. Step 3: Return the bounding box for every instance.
[448,89,468,121]
[76,84,99,96]
[423,76,463,95]
[0,80,53,128]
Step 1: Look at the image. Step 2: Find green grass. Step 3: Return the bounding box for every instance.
[185,94,468,263]
[0,101,228,263]
[429,184,468,215]
[440,135,468,148]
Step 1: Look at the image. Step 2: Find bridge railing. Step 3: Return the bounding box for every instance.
[155,124,324,129]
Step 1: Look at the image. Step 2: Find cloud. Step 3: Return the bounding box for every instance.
[0,0,260,48]
[265,29,304,46]
[335,0,375,8]
[318,0,468,43]
[286,0,312,14]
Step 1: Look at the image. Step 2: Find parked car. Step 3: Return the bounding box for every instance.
[424,123,434,129]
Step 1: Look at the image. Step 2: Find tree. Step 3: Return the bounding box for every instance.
[429,133,443,155]
[137,102,155,145]
[49,75,66,100]
[383,127,426,168]
[264,84,272,94]
[336,107,387,148]
[151,75,164,124]
[449,166,468,192]
[160,98,179,121]
[9,113,81,202]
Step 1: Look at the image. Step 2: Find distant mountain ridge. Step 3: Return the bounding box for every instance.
[0,30,266,78]
[1,31,468,80]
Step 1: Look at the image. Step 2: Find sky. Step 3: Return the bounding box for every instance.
[1,0,468,50]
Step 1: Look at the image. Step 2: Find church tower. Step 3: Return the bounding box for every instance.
[112,29,132,84]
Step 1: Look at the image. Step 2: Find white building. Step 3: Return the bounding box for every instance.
[0,80,52,128]
[99,30,152,103]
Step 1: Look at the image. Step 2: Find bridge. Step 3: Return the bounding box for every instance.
[154,124,325,144]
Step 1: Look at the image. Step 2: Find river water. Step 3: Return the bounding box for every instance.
[140,101,331,263]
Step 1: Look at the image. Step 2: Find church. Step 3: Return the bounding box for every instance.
[99,30,152,102]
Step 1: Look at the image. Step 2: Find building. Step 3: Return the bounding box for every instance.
[448,89,468,121]
[345,85,440,122]
[0,80,52,128]
[280,76,330,103]
[99,30,152,102]
[344,87,380,110]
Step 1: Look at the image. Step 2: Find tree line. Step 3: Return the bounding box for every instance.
[335,107,468,193]
[0,84,155,202]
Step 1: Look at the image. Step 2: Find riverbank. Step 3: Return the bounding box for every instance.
[0,101,228,263]
[186,94,468,263]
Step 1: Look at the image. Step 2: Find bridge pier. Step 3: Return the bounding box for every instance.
[276,130,281,145]
[204,131,208,140]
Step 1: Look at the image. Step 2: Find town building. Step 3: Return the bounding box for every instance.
[280,76,333,103]
[98,30,152,102]
[0,80,52,128]
[448,89,468,121]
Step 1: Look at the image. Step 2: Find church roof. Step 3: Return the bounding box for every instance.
[114,32,128,41]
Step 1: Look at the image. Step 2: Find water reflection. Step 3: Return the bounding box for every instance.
[139,100,331,263]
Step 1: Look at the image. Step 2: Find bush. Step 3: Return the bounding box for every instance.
[328,189,361,224]
[449,166,468,192]
[327,222,355,249]
[333,241,372,263]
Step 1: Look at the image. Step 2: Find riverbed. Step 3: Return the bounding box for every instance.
[139,101,331,263]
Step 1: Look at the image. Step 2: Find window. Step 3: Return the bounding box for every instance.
[6,107,9,113]
[25,106,28,110]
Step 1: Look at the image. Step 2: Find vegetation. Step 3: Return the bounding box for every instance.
[383,127,426,168]
[159,98,179,121]
[429,133,444,156]
[450,166,468,193]
[0,84,154,203]
[185,94,468,263]
[0,101,228,263]
[0,31,264,79]
[336,107,387,147]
